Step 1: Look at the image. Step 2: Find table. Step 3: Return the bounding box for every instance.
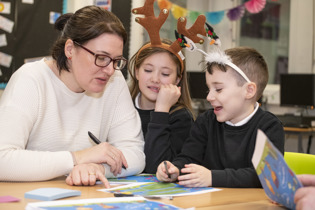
[284,127,314,153]
[0,177,286,210]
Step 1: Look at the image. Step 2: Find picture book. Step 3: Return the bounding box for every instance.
[25,196,186,210]
[24,188,81,201]
[252,129,303,209]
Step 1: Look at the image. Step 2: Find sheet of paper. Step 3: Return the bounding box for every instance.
[0,51,12,68]
[107,174,159,184]
[252,129,303,209]
[0,15,14,33]
[24,188,81,201]
[100,181,220,197]
[0,34,7,47]
[22,0,34,4]
[0,195,20,203]
[25,197,182,210]
[0,2,11,15]
[49,12,60,24]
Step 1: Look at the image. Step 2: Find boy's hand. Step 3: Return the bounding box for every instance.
[155,84,181,112]
[156,161,179,182]
[177,164,212,187]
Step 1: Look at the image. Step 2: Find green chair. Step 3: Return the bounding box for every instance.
[284,152,315,175]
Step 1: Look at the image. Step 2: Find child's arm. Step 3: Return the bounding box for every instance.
[144,109,193,173]
[143,84,193,173]
[156,161,179,182]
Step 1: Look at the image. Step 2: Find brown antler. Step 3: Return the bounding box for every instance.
[170,15,207,54]
[132,0,169,46]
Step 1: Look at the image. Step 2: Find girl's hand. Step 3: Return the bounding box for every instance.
[155,84,181,112]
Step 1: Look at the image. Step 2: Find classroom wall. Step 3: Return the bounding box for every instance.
[1,0,314,154]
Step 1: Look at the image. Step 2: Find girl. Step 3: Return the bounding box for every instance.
[128,39,194,173]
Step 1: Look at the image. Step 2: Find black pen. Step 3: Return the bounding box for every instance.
[88,131,126,169]
[164,161,171,178]
[88,131,102,144]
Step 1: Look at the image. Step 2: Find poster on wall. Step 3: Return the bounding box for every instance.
[94,0,111,11]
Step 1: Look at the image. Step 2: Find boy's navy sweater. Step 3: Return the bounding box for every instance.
[172,107,284,188]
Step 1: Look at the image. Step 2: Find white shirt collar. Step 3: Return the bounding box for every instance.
[135,93,141,109]
[225,102,259,126]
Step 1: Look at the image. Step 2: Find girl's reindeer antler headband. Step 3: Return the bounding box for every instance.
[132,0,207,73]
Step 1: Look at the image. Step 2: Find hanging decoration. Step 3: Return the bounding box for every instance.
[245,0,266,13]
[206,11,225,25]
[157,0,268,25]
[227,5,245,21]
[171,4,187,19]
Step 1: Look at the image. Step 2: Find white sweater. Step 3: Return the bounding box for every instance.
[0,59,145,181]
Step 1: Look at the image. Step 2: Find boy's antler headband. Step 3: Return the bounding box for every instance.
[132,0,207,73]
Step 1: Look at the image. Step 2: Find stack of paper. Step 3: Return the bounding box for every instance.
[24,188,81,201]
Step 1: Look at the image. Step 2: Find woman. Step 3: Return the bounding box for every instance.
[0,5,145,187]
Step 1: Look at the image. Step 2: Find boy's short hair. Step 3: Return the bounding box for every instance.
[206,47,268,101]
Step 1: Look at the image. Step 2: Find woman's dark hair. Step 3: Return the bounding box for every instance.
[51,5,127,72]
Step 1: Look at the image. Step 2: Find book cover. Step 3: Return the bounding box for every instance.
[24,188,81,201]
[252,129,303,209]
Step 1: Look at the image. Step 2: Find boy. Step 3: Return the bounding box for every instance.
[156,47,285,188]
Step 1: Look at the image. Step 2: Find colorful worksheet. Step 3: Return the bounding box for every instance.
[107,173,159,184]
[252,129,303,209]
[25,197,184,210]
[100,178,220,197]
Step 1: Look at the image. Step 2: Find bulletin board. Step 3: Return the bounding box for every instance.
[0,0,63,83]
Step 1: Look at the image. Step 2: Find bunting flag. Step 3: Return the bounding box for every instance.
[157,0,268,25]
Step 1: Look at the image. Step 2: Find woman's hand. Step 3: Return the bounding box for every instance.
[73,142,127,176]
[155,84,181,112]
[66,163,110,188]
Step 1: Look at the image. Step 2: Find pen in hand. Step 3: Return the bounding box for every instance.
[88,131,126,170]
[88,131,101,144]
[164,161,171,178]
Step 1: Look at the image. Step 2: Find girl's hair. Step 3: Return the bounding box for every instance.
[51,5,127,73]
[128,39,194,118]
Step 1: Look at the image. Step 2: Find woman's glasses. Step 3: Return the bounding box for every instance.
[73,41,127,70]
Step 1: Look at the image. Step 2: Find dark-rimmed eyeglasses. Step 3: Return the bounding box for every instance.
[73,41,127,70]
